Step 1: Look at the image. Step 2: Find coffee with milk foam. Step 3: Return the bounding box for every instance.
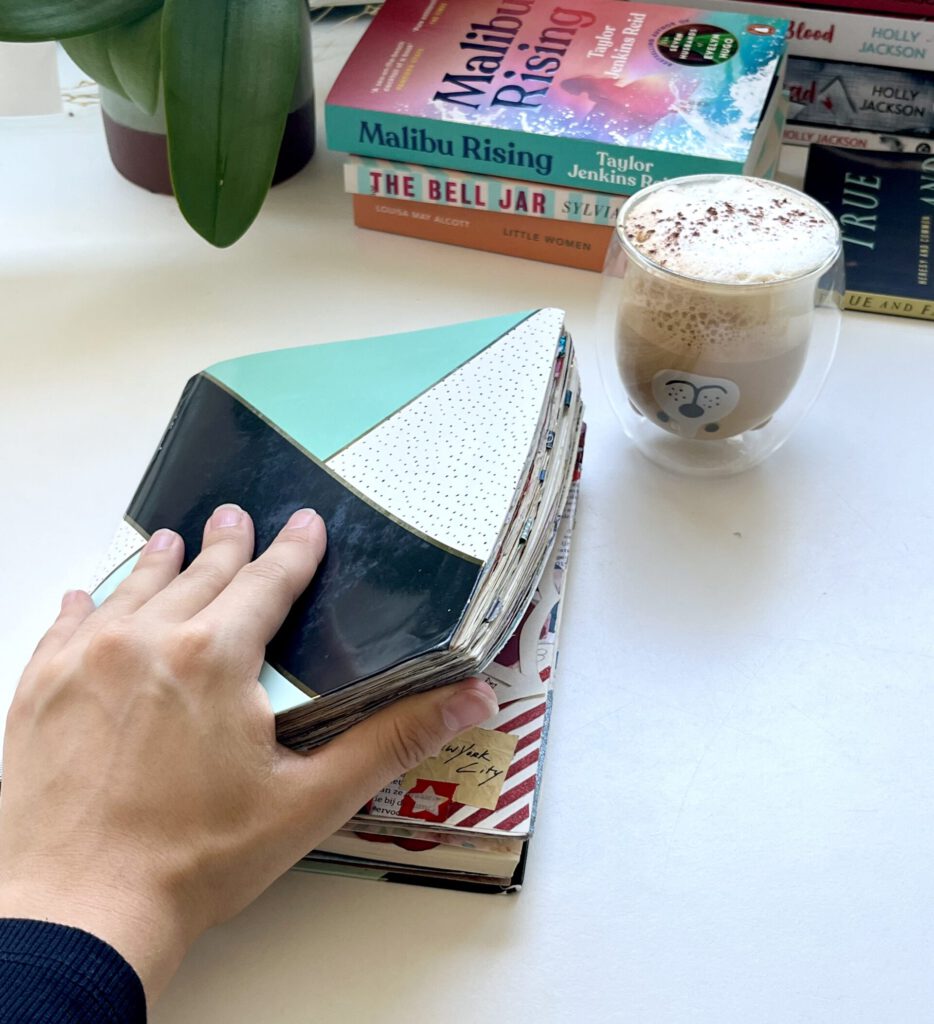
[615,177,840,440]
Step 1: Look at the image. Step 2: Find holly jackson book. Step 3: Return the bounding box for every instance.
[297,441,583,894]
[784,55,934,145]
[803,145,933,320]
[325,0,789,193]
[783,124,934,155]
[710,0,934,21]
[352,193,614,270]
[89,310,584,749]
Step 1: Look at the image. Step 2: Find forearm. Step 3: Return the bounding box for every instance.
[0,876,188,1004]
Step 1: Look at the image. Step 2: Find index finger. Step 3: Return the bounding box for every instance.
[193,508,326,651]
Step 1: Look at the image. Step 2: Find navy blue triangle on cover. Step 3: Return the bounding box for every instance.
[126,373,483,703]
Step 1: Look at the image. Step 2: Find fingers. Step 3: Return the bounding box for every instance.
[283,678,499,822]
[91,529,184,621]
[29,589,96,663]
[142,504,255,623]
[194,509,326,651]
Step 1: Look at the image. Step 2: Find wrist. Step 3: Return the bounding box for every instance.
[0,871,192,1002]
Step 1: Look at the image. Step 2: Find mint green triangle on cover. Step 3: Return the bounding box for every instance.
[206,311,535,461]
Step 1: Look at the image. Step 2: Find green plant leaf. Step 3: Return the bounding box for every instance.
[162,0,302,247]
[108,8,162,115]
[62,29,130,101]
[0,0,163,42]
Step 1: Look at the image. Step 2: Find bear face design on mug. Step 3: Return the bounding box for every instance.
[651,370,740,438]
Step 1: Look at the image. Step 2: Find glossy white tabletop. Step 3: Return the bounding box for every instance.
[1,18,932,1024]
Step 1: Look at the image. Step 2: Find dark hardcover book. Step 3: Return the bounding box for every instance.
[803,144,934,319]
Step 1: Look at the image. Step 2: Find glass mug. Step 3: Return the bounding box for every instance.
[598,174,845,476]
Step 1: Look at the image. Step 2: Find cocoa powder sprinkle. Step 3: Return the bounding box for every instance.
[621,177,837,281]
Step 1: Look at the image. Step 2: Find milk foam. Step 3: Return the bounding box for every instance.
[621,177,839,283]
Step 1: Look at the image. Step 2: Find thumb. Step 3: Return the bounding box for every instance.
[289,678,499,825]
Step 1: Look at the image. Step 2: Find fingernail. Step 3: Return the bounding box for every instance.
[61,589,81,608]
[146,528,178,552]
[441,681,499,734]
[210,503,243,529]
[286,508,317,530]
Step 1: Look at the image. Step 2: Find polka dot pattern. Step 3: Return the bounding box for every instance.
[88,519,146,592]
[327,309,565,562]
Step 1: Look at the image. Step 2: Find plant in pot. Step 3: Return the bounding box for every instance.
[0,0,315,246]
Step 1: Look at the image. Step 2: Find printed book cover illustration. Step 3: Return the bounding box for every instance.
[647,0,934,71]
[803,145,934,320]
[89,310,584,747]
[326,0,789,192]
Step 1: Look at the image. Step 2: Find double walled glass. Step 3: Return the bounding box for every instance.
[598,175,845,476]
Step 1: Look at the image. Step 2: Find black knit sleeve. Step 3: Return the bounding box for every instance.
[0,919,146,1023]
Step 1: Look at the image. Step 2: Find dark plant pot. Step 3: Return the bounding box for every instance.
[99,19,315,195]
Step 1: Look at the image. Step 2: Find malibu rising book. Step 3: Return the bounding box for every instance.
[325,0,790,193]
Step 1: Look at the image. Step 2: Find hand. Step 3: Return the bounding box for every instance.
[0,505,498,1002]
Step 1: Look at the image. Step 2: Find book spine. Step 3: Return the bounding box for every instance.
[844,290,934,319]
[351,194,612,272]
[746,58,790,180]
[640,0,934,69]
[783,124,934,152]
[326,106,741,195]
[741,0,934,17]
[343,158,626,226]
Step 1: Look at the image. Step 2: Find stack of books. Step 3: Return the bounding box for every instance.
[649,0,934,155]
[325,0,790,271]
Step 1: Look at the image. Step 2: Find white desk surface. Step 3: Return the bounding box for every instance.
[2,18,933,1024]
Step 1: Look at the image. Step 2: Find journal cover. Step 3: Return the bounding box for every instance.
[325,0,789,192]
[90,309,581,744]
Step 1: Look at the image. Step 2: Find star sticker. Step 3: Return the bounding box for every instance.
[400,779,458,821]
[409,785,446,815]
